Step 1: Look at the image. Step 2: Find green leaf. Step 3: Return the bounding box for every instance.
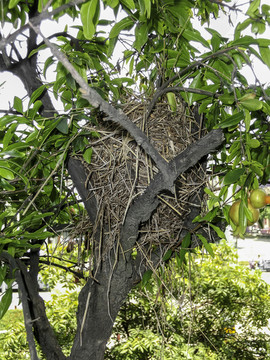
[0,266,7,285]
[246,138,260,149]
[259,46,270,69]
[83,147,93,164]
[28,44,48,58]
[0,239,13,245]
[28,85,46,108]
[0,167,14,180]
[211,34,221,52]
[179,232,191,265]
[110,17,134,39]
[29,100,43,119]
[25,129,39,143]
[138,0,151,18]
[13,96,23,113]
[196,234,214,258]
[218,111,244,129]
[144,0,151,18]
[251,21,266,35]
[80,0,100,40]
[244,109,251,132]
[239,199,247,234]
[166,92,177,112]
[0,178,15,191]
[106,0,119,7]
[8,0,20,8]
[134,22,149,50]
[182,29,210,49]
[219,94,235,105]
[56,117,69,134]
[22,230,53,240]
[204,187,217,198]
[128,56,134,76]
[187,73,204,105]
[209,224,225,239]
[108,36,118,58]
[44,56,55,78]
[193,207,219,223]
[111,77,135,86]
[223,168,245,185]
[246,0,260,16]
[231,35,258,47]
[17,212,54,228]
[239,99,263,111]
[234,19,252,39]
[163,249,172,261]
[141,270,153,288]
[0,287,12,320]
[7,246,15,257]
[3,123,17,150]
[120,0,135,10]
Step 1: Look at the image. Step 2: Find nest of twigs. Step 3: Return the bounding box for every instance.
[70,98,208,253]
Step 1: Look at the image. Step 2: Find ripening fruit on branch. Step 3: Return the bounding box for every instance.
[229,200,241,226]
[229,199,260,226]
[250,189,270,209]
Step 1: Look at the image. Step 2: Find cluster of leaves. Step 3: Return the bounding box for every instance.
[0,290,78,359]
[2,241,269,359]
[107,241,270,359]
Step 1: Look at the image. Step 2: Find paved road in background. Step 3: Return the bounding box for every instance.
[236,236,270,284]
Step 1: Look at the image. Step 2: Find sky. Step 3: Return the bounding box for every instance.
[0,1,269,111]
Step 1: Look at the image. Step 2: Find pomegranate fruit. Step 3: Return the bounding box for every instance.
[229,199,260,226]
[250,189,270,209]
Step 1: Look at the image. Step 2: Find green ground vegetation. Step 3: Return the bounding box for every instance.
[1,241,269,360]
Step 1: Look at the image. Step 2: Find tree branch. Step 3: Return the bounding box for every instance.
[39,259,85,279]
[147,46,238,117]
[121,129,224,253]
[0,252,40,360]
[0,0,85,51]
[67,157,98,224]
[15,259,66,360]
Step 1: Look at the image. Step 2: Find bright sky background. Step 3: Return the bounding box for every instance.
[0,0,269,112]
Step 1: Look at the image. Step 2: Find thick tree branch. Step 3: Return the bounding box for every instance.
[67,157,98,224]
[121,129,224,253]
[15,259,66,360]
[0,252,40,360]
[0,253,66,360]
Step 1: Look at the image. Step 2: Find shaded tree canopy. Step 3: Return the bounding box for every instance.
[0,0,269,359]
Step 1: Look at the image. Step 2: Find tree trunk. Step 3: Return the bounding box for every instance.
[68,257,134,360]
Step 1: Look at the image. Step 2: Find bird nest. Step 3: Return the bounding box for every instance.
[71,99,208,254]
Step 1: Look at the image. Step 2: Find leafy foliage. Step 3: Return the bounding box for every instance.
[1,242,269,360]
[107,241,270,359]
[0,291,78,359]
